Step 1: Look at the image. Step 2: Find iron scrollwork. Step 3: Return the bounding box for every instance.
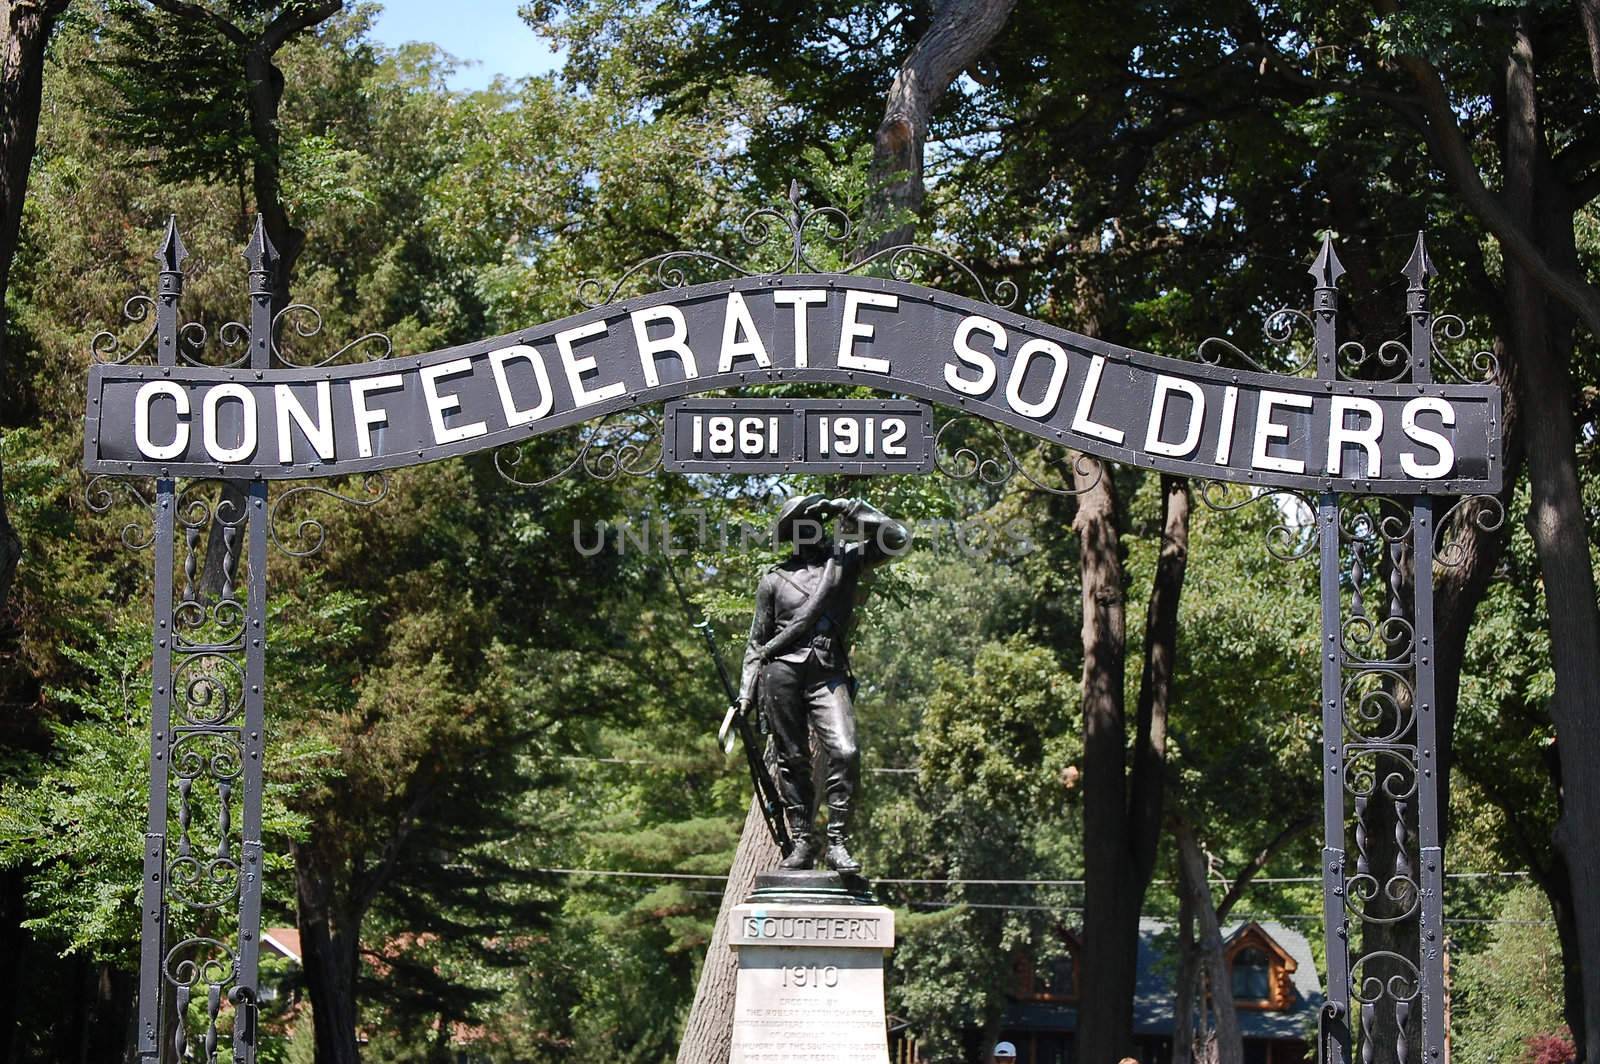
[932,414,1100,496]
[577,182,1017,312]
[1196,306,1316,377]
[176,320,253,370]
[1432,493,1506,569]
[90,294,161,365]
[494,409,663,488]
[1336,339,1412,384]
[85,474,159,550]
[1191,272,1498,393]
[1429,314,1500,384]
[157,476,254,1060]
[270,303,392,368]
[1192,479,1319,561]
[268,473,390,557]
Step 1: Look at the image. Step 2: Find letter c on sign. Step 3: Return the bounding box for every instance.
[134,381,190,460]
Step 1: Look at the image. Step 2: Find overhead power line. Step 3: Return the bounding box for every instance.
[667,892,1554,927]
[532,867,1531,888]
[560,755,918,776]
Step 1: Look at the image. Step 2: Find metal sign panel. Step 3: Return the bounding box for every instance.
[83,274,1502,495]
[663,398,932,475]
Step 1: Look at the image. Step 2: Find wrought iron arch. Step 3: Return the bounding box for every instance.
[81,198,1502,1064]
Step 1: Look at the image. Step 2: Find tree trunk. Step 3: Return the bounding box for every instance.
[0,867,27,1063]
[241,44,305,292]
[1433,339,1521,836]
[199,41,299,601]
[1500,18,1600,1055]
[1071,454,1136,1061]
[1129,477,1189,887]
[1171,885,1198,1064]
[865,0,1016,250]
[1074,463,1191,1060]
[1174,820,1242,1064]
[0,5,68,1049]
[0,0,68,610]
[1545,850,1588,1057]
[294,843,364,1064]
[677,797,781,1064]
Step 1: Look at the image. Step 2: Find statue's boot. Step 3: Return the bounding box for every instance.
[824,808,862,874]
[779,810,819,870]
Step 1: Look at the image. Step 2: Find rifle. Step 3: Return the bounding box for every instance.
[665,561,792,856]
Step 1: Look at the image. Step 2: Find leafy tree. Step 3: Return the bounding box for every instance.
[0,0,71,608]
[1453,885,1571,1064]
[880,638,1079,1062]
[99,0,344,293]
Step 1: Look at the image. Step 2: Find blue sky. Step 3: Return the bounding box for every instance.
[369,0,564,92]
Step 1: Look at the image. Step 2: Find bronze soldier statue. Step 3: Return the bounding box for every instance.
[738,494,910,874]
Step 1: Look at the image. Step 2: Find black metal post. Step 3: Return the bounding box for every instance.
[1313,233,1450,1064]
[136,220,185,1062]
[1312,234,1353,1064]
[1405,234,1447,1063]
[231,216,276,1063]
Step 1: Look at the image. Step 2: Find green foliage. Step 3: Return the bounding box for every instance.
[0,622,329,960]
[94,0,255,186]
[1452,886,1571,1064]
[4,0,1593,1057]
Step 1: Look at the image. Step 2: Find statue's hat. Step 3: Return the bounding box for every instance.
[774,493,825,541]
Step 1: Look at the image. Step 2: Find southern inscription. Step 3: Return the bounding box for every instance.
[84,275,1501,493]
[733,910,893,949]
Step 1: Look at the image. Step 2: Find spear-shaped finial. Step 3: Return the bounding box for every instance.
[156,215,188,298]
[156,215,188,273]
[1404,231,1438,381]
[243,214,279,298]
[788,178,801,207]
[1308,230,1346,290]
[1402,230,1437,292]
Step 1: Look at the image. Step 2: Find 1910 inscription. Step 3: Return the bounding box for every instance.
[781,964,840,988]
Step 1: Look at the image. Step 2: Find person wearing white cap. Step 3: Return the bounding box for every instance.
[992,1042,1018,1062]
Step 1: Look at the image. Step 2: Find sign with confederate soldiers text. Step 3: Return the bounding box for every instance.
[85,275,1500,494]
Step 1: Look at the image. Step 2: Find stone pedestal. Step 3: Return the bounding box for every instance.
[729,871,895,1064]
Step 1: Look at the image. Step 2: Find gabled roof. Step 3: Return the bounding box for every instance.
[262,927,302,965]
[1003,918,1325,1040]
[1225,921,1299,969]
